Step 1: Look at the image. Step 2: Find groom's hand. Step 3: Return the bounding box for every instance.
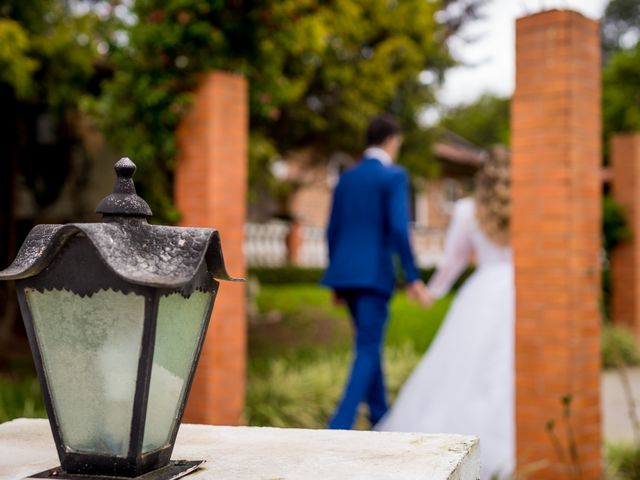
[406,280,424,302]
[406,280,434,308]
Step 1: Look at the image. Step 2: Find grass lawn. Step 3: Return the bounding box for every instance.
[246,284,452,428]
[0,376,44,423]
[251,284,452,356]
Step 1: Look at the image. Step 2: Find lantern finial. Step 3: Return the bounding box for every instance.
[95,157,153,218]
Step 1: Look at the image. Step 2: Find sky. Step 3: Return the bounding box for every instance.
[437,0,610,108]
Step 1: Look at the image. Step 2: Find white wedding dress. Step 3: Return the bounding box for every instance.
[377,197,514,480]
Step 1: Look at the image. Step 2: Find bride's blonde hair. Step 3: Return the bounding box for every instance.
[474,147,510,246]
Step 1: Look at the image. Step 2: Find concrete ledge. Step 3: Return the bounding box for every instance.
[0,418,479,479]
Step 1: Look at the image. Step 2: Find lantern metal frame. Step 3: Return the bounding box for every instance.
[0,158,239,480]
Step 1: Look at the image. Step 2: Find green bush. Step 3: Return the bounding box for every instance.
[603,195,632,253]
[0,376,45,423]
[602,195,632,319]
[607,443,640,479]
[602,326,640,369]
[246,349,348,428]
[246,343,421,429]
[246,283,451,428]
[249,267,325,285]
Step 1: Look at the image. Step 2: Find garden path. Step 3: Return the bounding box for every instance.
[603,366,640,443]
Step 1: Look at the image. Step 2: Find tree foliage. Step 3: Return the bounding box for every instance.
[603,195,632,253]
[603,43,640,145]
[95,0,486,222]
[601,0,640,159]
[0,19,38,98]
[0,1,105,107]
[438,93,510,148]
[0,1,110,352]
[601,0,640,61]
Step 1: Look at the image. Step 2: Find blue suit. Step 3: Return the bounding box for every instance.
[322,156,419,429]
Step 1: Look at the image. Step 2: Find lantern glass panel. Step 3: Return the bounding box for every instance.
[25,288,145,457]
[142,290,212,452]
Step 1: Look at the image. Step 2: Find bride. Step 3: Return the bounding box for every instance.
[376,151,514,480]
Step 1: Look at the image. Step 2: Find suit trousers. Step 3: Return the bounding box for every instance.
[329,289,390,429]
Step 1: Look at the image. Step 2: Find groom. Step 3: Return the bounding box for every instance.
[322,114,428,429]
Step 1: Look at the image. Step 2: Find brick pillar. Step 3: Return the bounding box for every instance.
[286,220,303,266]
[175,71,247,425]
[512,10,601,479]
[611,134,640,339]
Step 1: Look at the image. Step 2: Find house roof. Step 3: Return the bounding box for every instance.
[433,131,489,167]
[434,138,612,185]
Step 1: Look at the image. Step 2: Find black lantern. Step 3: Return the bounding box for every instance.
[0,158,239,479]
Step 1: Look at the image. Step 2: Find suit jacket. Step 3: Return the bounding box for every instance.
[321,156,419,295]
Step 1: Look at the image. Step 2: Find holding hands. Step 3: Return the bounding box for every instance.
[406,280,434,308]
[332,282,434,309]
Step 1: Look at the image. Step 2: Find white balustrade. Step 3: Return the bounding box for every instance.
[245,222,445,269]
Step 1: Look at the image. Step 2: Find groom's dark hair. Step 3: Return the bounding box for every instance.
[366,114,401,146]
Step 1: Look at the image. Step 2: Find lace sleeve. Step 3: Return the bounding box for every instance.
[427,199,474,299]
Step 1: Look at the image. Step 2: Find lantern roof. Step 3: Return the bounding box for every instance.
[0,158,238,288]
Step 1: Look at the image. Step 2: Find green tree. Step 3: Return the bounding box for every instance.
[0,0,106,352]
[96,0,487,222]
[601,0,640,61]
[0,19,38,98]
[601,0,640,165]
[438,93,510,148]
[0,1,107,106]
[603,43,640,146]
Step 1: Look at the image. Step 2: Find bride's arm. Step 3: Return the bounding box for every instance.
[426,199,474,299]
